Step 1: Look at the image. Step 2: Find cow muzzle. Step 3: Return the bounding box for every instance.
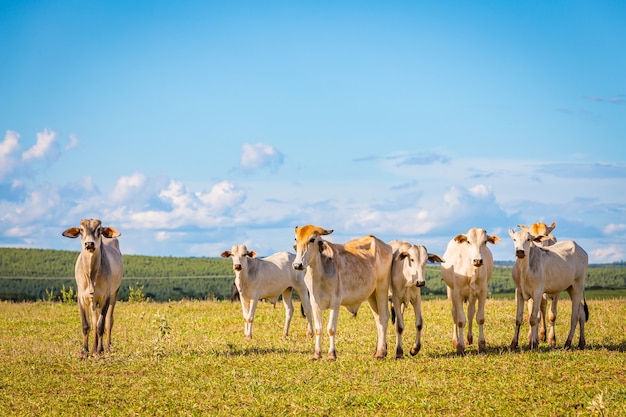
[472,259,483,267]
[233,264,242,272]
[84,242,96,252]
[416,280,426,288]
[293,262,304,271]
[515,250,526,259]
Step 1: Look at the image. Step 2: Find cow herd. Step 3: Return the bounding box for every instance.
[62,219,589,360]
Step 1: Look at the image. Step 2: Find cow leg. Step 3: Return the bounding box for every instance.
[239,297,252,339]
[548,294,559,347]
[391,296,404,359]
[476,293,487,353]
[78,301,90,356]
[310,297,324,360]
[539,294,548,342]
[577,298,587,349]
[327,305,340,361]
[410,293,423,356]
[281,288,294,337]
[526,298,534,345]
[104,292,118,353]
[368,291,389,360]
[528,291,542,350]
[246,298,260,340]
[95,298,111,354]
[466,295,476,346]
[564,289,583,349]
[294,282,314,338]
[510,289,524,350]
[450,289,466,355]
[90,304,102,355]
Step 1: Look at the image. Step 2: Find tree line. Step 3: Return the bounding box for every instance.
[0,248,624,302]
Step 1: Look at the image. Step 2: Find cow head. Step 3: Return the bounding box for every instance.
[398,245,444,287]
[292,225,333,270]
[509,228,544,258]
[221,244,257,272]
[62,219,121,254]
[454,228,499,267]
[518,222,557,247]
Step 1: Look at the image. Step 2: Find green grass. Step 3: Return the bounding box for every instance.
[1,298,625,416]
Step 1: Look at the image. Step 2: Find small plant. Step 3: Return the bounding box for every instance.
[128,282,147,303]
[59,284,76,305]
[587,391,608,416]
[43,288,56,302]
[151,312,171,360]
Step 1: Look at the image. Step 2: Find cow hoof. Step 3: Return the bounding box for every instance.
[328,351,337,361]
[478,341,486,353]
[395,347,404,359]
[467,335,473,345]
[564,340,572,350]
[509,342,519,351]
[410,343,421,356]
[456,346,465,356]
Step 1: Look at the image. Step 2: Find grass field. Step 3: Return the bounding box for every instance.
[1,297,625,416]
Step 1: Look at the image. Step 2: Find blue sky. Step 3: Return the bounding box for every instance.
[1,1,625,262]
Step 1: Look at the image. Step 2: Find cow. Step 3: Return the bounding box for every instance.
[389,240,443,358]
[440,227,499,355]
[62,219,123,357]
[518,221,558,344]
[508,227,588,350]
[221,245,313,340]
[292,225,393,360]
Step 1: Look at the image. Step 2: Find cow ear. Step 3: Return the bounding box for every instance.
[517,224,530,232]
[62,227,81,238]
[533,235,545,243]
[428,253,444,263]
[247,250,257,258]
[102,227,121,238]
[322,229,333,236]
[487,235,500,244]
[508,228,516,237]
[546,222,557,234]
[319,241,334,259]
[220,251,232,258]
[453,234,467,243]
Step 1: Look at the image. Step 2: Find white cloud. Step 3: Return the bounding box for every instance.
[591,245,625,263]
[240,143,284,171]
[0,130,20,180]
[22,129,58,161]
[111,172,147,202]
[66,133,79,150]
[604,223,626,235]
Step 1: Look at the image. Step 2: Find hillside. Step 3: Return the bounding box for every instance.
[1,247,625,302]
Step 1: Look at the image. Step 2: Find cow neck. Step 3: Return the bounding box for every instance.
[80,244,102,282]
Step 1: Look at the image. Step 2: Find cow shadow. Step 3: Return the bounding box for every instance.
[214,343,310,358]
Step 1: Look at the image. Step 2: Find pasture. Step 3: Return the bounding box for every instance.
[1,297,625,416]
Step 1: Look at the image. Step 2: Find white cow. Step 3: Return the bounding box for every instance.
[508,227,588,350]
[389,240,443,358]
[292,225,392,360]
[441,228,499,354]
[62,219,123,356]
[221,245,313,340]
[519,221,558,344]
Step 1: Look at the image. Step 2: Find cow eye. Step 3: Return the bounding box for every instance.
[309,237,316,243]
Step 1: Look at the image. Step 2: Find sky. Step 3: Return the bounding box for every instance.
[1,1,625,263]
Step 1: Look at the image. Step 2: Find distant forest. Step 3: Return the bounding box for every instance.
[0,248,624,302]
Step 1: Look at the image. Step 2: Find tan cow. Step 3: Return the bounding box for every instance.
[508,227,588,350]
[221,245,313,340]
[441,228,499,354]
[389,240,443,358]
[518,221,558,344]
[292,225,392,360]
[62,219,123,356]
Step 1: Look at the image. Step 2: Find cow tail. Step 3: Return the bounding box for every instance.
[583,297,589,322]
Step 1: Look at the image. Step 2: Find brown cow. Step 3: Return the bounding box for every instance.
[292,225,392,360]
[62,219,123,356]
